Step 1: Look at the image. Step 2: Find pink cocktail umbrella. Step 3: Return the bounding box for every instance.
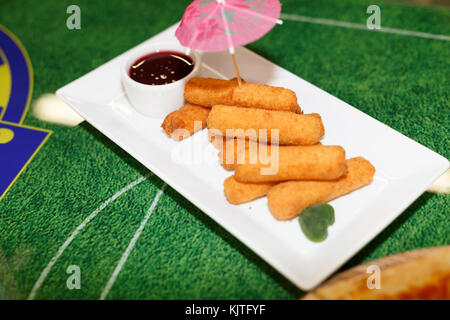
[175,0,282,86]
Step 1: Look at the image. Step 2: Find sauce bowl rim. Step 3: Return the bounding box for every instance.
[121,40,201,90]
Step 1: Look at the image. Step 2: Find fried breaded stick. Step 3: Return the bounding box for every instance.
[209,132,227,149]
[234,144,346,183]
[185,77,302,113]
[231,83,302,113]
[305,113,325,137]
[207,105,324,145]
[267,157,375,220]
[216,137,254,170]
[161,104,210,141]
[209,134,248,169]
[224,175,276,205]
[219,138,245,170]
[218,138,293,171]
[216,114,323,170]
[184,78,242,107]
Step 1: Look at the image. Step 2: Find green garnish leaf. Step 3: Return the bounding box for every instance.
[298,203,335,242]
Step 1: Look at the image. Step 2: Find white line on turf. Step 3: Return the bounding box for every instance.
[27,174,150,300]
[280,13,450,41]
[99,183,167,300]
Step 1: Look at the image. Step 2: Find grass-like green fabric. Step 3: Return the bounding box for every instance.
[0,0,448,299]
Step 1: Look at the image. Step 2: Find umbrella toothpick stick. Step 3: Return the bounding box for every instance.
[176,0,283,89]
[231,53,242,87]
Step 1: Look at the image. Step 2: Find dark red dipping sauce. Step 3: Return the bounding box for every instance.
[129,51,194,85]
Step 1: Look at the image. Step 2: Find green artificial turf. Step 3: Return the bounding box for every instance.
[0,0,449,299]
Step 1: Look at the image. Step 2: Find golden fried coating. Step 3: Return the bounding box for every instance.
[305,113,325,137]
[267,157,375,220]
[234,144,347,183]
[161,104,210,141]
[217,138,323,171]
[231,83,302,113]
[224,175,276,205]
[184,77,302,113]
[214,137,256,170]
[303,246,450,300]
[207,105,324,145]
[216,137,253,170]
[214,114,323,171]
[209,134,249,169]
[184,78,242,107]
[208,132,227,150]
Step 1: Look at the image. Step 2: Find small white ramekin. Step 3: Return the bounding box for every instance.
[121,41,201,118]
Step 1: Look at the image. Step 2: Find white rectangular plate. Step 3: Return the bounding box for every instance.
[57,23,449,290]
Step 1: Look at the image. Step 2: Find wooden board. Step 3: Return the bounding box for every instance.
[303,245,450,300]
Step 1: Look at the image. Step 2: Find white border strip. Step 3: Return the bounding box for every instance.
[99,183,167,300]
[27,175,149,300]
[280,13,450,41]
